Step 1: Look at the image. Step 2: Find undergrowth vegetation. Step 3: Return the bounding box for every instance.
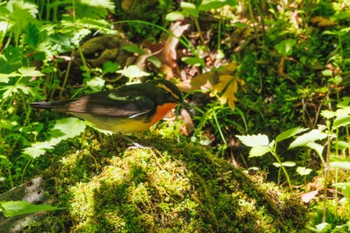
[0,0,349,232]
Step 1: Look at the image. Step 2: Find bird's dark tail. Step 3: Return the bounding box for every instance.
[30,100,72,110]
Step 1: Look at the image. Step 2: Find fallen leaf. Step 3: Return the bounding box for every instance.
[302,190,318,203]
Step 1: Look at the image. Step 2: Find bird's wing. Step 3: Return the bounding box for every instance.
[55,89,155,118]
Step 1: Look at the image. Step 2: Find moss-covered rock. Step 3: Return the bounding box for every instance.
[7,135,307,232]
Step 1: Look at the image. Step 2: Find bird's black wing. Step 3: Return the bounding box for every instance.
[37,88,156,118]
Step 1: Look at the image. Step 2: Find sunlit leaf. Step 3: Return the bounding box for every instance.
[320,110,335,119]
[282,161,296,167]
[117,65,150,79]
[165,11,185,21]
[181,2,199,18]
[333,183,350,198]
[237,134,269,147]
[53,117,86,140]
[199,0,229,11]
[333,115,350,129]
[276,127,308,142]
[289,130,327,149]
[274,39,296,56]
[306,142,324,157]
[334,140,350,149]
[249,146,270,157]
[330,157,350,169]
[296,166,312,176]
[18,66,44,77]
[122,45,145,55]
[23,141,55,158]
[0,201,60,217]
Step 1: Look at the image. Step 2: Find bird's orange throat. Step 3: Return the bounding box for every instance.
[149,103,177,126]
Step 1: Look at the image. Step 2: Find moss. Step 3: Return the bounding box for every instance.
[23,134,307,232]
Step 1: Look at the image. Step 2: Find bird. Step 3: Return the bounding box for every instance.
[30,79,189,134]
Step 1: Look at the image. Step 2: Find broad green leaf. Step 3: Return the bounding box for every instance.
[165,11,185,21]
[333,115,350,129]
[282,161,296,167]
[232,22,248,28]
[289,130,327,149]
[332,183,350,198]
[102,61,120,75]
[306,142,324,157]
[0,201,60,217]
[23,141,55,158]
[86,77,105,92]
[53,117,86,140]
[321,70,333,77]
[330,157,350,169]
[274,39,296,56]
[249,146,270,158]
[117,65,150,79]
[276,127,308,143]
[0,72,19,83]
[181,57,204,66]
[320,110,335,119]
[18,66,44,77]
[181,2,199,18]
[237,134,269,147]
[122,45,145,55]
[334,140,350,149]
[272,162,281,167]
[296,166,312,176]
[199,0,228,11]
[147,56,161,68]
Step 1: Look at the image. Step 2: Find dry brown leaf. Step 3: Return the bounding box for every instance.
[311,16,336,26]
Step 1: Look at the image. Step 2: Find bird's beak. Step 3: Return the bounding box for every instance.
[178,100,191,112]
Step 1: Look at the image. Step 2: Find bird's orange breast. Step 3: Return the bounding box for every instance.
[149,103,177,126]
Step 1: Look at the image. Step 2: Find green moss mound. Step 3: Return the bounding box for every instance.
[24,135,307,232]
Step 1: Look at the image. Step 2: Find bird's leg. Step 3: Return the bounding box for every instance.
[120,134,150,149]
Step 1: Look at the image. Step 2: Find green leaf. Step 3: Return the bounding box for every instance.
[102,61,120,75]
[53,117,86,140]
[330,157,350,169]
[332,183,350,198]
[165,11,185,21]
[147,56,161,68]
[237,134,269,147]
[282,161,296,167]
[23,141,55,158]
[333,115,350,129]
[117,65,150,79]
[289,130,327,149]
[232,22,248,28]
[320,110,335,119]
[276,127,308,143]
[321,70,333,77]
[122,45,145,55]
[334,140,350,149]
[181,2,199,18]
[306,142,324,157]
[0,201,60,217]
[0,71,19,83]
[296,166,312,176]
[181,57,204,66]
[18,66,44,77]
[249,146,270,158]
[274,39,296,56]
[199,0,229,11]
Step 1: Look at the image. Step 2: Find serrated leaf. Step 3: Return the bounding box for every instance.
[330,157,350,169]
[165,11,185,21]
[18,66,44,77]
[320,110,335,119]
[289,130,327,149]
[53,117,86,140]
[276,127,308,142]
[237,134,269,147]
[249,146,270,158]
[23,141,55,158]
[0,201,60,217]
[296,166,312,176]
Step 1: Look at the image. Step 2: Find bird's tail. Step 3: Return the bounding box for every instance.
[30,100,72,110]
